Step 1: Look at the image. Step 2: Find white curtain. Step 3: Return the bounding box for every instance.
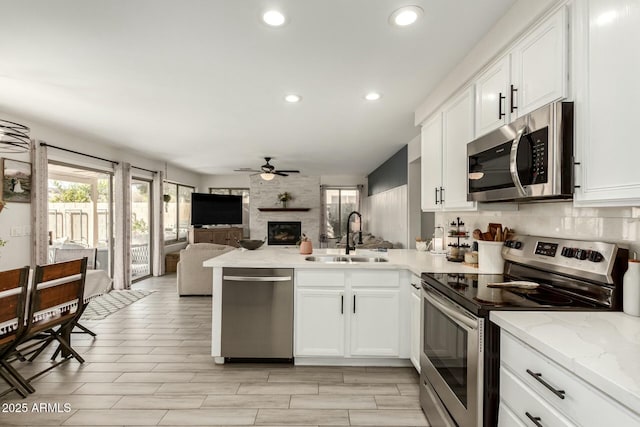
[152,170,165,276]
[31,140,48,267]
[113,162,132,290]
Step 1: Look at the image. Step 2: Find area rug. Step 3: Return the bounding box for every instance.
[81,289,154,320]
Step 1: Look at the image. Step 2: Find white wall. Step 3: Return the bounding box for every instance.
[366,185,408,249]
[436,203,640,255]
[0,111,202,270]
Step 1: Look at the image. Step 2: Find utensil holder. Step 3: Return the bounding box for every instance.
[478,241,504,273]
[300,241,313,255]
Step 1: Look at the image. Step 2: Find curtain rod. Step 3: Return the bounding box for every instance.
[132,165,157,174]
[40,142,119,165]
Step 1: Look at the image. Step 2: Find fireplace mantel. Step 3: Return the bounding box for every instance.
[258,208,311,212]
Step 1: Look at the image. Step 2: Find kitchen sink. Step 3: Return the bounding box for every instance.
[304,255,388,263]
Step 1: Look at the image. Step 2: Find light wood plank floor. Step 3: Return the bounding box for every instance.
[0,274,428,426]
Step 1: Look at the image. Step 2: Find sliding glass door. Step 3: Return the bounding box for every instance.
[47,162,113,275]
[131,178,152,281]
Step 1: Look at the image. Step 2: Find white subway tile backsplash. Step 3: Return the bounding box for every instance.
[435,202,640,255]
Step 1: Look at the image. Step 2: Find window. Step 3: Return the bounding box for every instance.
[321,186,361,241]
[164,182,195,244]
[209,188,250,237]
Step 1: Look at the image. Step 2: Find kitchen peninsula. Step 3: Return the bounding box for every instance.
[203,247,480,365]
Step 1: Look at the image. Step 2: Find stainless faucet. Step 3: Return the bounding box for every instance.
[345,211,363,255]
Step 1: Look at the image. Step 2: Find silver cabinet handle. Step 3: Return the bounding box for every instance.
[509,126,528,197]
[223,276,291,282]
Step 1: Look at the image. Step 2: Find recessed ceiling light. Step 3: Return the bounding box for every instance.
[263,10,286,26]
[364,92,382,101]
[389,5,424,27]
[285,94,302,103]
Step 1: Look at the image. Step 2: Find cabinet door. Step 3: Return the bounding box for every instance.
[511,7,567,117]
[574,0,640,206]
[442,87,476,211]
[475,56,510,137]
[350,289,399,357]
[420,113,443,211]
[295,289,345,356]
[210,229,228,245]
[409,288,421,372]
[193,230,214,243]
[227,228,243,247]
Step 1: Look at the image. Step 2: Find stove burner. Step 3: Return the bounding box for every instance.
[518,290,574,306]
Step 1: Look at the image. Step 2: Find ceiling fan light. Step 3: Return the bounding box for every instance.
[260,172,275,181]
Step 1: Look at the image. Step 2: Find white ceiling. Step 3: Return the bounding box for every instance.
[0,0,516,176]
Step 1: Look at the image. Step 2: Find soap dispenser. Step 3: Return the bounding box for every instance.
[431,225,446,254]
[623,252,640,316]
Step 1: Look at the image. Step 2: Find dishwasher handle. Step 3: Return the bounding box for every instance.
[223,275,292,282]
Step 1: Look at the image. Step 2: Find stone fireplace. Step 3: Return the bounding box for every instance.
[268,221,301,245]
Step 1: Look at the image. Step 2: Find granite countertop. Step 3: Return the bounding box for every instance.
[490,311,640,415]
[202,247,483,275]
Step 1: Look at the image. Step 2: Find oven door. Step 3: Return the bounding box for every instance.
[421,286,483,427]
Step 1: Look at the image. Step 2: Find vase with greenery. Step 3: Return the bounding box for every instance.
[278,192,292,208]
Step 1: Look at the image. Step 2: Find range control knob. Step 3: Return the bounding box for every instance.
[588,251,604,262]
[575,249,588,260]
[514,241,522,250]
[562,247,576,257]
[504,240,512,247]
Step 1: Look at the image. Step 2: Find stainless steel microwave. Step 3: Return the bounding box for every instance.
[467,101,573,202]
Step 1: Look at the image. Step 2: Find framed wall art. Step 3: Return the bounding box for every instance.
[2,158,32,203]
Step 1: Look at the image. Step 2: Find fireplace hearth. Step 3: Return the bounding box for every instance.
[268,221,301,245]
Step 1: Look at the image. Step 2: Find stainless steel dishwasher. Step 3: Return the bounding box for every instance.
[221,267,294,360]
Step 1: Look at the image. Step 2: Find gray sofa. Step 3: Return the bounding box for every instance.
[177,243,235,296]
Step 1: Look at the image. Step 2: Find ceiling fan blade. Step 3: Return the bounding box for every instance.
[274,172,289,177]
[234,168,261,173]
[276,170,300,173]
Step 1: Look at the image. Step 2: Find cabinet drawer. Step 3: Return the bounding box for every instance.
[296,270,345,287]
[501,331,640,427]
[500,367,575,427]
[498,400,527,427]
[350,270,399,287]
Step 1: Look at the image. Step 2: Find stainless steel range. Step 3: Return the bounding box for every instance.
[419,235,628,427]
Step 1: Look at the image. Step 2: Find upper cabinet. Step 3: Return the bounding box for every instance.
[475,56,511,137]
[475,7,568,138]
[573,0,640,206]
[421,87,476,212]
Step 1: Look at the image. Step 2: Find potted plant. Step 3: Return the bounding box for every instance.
[277,192,292,208]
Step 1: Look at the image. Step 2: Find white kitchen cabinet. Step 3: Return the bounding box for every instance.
[573,0,640,206]
[409,281,421,372]
[499,331,640,427]
[421,86,476,212]
[420,113,443,211]
[295,288,345,356]
[511,7,568,118]
[442,87,476,211]
[475,56,510,137]
[350,289,399,356]
[475,7,568,137]
[295,269,403,360]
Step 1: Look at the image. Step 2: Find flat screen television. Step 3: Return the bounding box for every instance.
[191,193,243,226]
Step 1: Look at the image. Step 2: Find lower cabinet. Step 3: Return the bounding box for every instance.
[499,331,640,427]
[295,288,345,356]
[409,283,421,372]
[350,289,399,356]
[295,269,402,359]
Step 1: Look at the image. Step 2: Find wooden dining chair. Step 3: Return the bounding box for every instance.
[53,248,98,337]
[11,258,87,383]
[0,266,31,398]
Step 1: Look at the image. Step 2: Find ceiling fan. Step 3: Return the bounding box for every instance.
[234,157,300,180]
